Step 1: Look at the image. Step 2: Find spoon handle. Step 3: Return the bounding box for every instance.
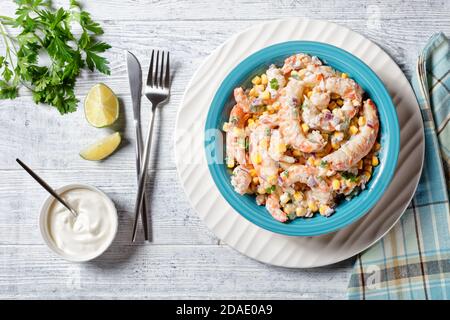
[16,158,77,217]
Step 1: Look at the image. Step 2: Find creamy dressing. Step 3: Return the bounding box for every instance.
[46,187,117,260]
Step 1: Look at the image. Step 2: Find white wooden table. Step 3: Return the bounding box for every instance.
[1,0,449,299]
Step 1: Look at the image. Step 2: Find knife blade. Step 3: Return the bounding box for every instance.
[126,51,149,241]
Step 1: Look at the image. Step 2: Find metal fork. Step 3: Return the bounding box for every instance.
[131,49,170,242]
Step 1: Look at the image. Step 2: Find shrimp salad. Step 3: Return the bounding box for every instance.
[222,53,381,222]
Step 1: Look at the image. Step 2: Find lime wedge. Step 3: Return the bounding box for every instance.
[80,132,121,161]
[84,83,119,127]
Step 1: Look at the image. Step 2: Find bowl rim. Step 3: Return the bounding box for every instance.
[39,183,118,262]
[204,40,400,236]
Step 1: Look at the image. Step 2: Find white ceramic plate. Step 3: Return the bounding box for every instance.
[174,18,424,267]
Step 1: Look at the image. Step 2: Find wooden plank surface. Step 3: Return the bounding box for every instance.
[0,0,448,299]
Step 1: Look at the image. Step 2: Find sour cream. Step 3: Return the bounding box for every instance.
[40,185,118,262]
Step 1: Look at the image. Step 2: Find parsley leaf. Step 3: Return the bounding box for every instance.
[269,78,279,90]
[266,185,276,194]
[0,0,111,114]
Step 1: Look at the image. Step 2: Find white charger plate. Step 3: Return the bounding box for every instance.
[174,18,424,267]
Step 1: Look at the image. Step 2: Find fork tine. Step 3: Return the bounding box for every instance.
[146,49,155,87]
[159,51,165,88]
[164,51,170,89]
[155,50,160,88]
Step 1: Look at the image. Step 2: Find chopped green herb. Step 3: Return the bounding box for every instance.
[265,127,271,136]
[320,160,328,168]
[269,78,279,90]
[266,185,276,194]
[244,138,249,151]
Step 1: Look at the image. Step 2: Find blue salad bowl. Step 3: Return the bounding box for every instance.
[204,41,400,237]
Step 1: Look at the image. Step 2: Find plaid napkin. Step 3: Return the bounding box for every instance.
[347,33,450,300]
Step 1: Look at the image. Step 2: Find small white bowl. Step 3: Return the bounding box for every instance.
[39,183,118,262]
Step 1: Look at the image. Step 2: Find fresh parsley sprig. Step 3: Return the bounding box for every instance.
[0,0,111,114]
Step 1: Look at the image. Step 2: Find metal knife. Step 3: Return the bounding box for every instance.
[126,51,149,241]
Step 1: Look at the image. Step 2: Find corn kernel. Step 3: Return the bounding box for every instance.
[254,84,264,92]
[319,205,330,216]
[307,157,315,166]
[227,159,235,168]
[345,179,353,188]
[364,171,372,180]
[249,88,257,97]
[314,159,322,166]
[266,104,273,111]
[260,139,268,149]
[252,177,259,184]
[252,153,262,165]
[261,91,270,100]
[268,175,277,185]
[365,165,373,174]
[331,93,340,100]
[357,160,363,170]
[308,201,318,212]
[261,74,268,85]
[273,101,281,111]
[329,101,337,110]
[332,179,340,190]
[333,131,344,140]
[332,142,340,149]
[372,156,379,166]
[291,70,298,77]
[301,123,309,133]
[322,133,329,141]
[293,150,302,157]
[249,169,257,177]
[358,116,366,126]
[374,142,381,151]
[252,76,261,85]
[280,193,290,205]
[222,122,230,132]
[277,143,287,153]
[307,91,313,98]
[341,73,348,79]
[247,118,254,126]
[349,125,358,135]
[296,207,306,217]
[336,98,344,106]
[257,186,266,194]
[293,191,303,201]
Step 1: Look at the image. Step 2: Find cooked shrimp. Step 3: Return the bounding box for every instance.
[301,65,336,86]
[234,87,251,113]
[301,87,339,132]
[268,129,295,163]
[280,164,335,207]
[278,79,327,153]
[322,99,379,171]
[325,77,363,111]
[281,53,314,74]
[226,104,249,167]
[230,165,252,195]
[266,193,288,222]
